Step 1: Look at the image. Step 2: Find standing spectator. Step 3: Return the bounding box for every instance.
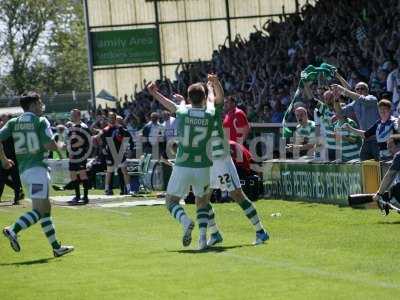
[161,110,177,143]
[304,84,336,161]
[332,113,361,162]
[286,106,316,158]
[387,60,400,115]
[332,82,380,161]
[141,112,165,157]
[223,96,250,144]
[343,99,399,161]
[124,112,141,138]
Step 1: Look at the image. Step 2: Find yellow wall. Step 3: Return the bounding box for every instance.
[87,0,308,100]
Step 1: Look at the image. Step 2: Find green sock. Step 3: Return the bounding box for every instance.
[239,199,264,232]
[207,203,219,235]
[11,209,41,234]
[40,213,61,249]
[167,202,190,225]
[197,208,209,236]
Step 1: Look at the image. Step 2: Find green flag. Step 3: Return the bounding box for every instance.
[282,62,337,138]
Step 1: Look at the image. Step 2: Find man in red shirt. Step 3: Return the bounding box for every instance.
[223,96,250,144]
[229,140,252,177]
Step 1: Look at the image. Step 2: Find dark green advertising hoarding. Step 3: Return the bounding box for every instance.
[91,28,160,66]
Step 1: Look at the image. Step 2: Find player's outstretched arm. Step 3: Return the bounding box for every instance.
[331,84,360,101]
[147,82,177,113]
[207,74,224,105]
[206,81,215,104]
[173,93,186,106]
[335,70,352,90]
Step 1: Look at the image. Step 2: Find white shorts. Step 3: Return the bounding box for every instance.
[20,166,50,200]
[167,166,210,198]
[211,156,241,192]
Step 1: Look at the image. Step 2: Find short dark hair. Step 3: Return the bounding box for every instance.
[187,83,206,105]
[20,92,40,111]
[226,96,236,104]
[378,99,392,110]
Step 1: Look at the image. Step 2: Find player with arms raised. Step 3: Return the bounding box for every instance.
[206,75,269,246]
[147,81,215,250]
[0,92,73,257]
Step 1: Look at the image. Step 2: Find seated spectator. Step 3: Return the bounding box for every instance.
[343,99,398,161]
[286,106,316,158]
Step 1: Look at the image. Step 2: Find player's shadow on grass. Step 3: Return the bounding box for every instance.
[169,244,253,254]
[0,257,56,266]
[376,220,400,225]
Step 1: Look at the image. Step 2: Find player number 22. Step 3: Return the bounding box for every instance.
[218,173,231,185]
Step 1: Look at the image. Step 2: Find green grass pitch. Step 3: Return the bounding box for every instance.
[1,187,400,299]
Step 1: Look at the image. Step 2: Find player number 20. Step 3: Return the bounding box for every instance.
[13,132,40,154]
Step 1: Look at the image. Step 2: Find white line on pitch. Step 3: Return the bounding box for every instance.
[221,253,400,290]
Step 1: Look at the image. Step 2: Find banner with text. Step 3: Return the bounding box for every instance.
[91,28,160,66]
[263,161,363,205]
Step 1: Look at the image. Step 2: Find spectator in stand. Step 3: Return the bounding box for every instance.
[308,87,337,161]
[270,100,285,123]
[223,96,250,144]
[286,106,316,158]
[387,60,400,115]
[332,108,361,162]
[161,110,177,143]
[124,112,141,138]
[85,0,400,155]
[343,99,399,161]
[332,82,380,160]
[141,112,165,157]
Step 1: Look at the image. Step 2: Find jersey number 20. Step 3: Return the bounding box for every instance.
[13,132,40,154]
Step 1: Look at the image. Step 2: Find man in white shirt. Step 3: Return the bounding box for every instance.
[161,110,177,143]
[142,112,165,157]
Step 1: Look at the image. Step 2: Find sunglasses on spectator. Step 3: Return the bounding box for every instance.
[355,87,366,91]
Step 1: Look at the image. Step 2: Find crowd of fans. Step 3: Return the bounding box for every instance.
[7,0,400,165]
[3,0,400,207]
[87,0,400,128]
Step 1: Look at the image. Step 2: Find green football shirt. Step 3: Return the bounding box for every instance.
[210,102,230,160]
[175,103,215,168]
[0,112,53,173]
